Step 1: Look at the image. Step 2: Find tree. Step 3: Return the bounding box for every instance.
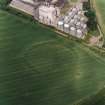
[85,9,97,30]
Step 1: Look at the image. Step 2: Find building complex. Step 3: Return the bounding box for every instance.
[9,0,88,39]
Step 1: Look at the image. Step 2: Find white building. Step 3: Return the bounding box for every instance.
[10,0,36,16]
[38,5,60,26]
[9,0,87,39]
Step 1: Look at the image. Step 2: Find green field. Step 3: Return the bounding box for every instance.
[93,0,105,37]
[75,88,105,105]
[0,3,105,105]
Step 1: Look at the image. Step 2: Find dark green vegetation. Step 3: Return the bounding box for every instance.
[83,0,97,31]
[0,9,105,105]
[0,1,105,105]
[85,10,97,31]
[75,88,105,105]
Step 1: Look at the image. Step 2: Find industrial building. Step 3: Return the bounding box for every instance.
[9,0,88,39]
[38,5,60,26]
[57,4,88,38]
[10,0,37,15]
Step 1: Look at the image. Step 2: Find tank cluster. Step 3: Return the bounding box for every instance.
[57,5,88,39]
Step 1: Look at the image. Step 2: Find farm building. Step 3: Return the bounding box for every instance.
[9,0,39,16]
[10,0,60,25]
[38,5,60,26]
[9,0,88,39]
[57,4,88,39]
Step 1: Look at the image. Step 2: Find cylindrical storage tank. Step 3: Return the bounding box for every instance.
[83,24,87,33]
[57,21,64,31]
[64,16,69,23]
[74,15,78,19]
[70,27,76,36]
[76,22,81,29]
[83,24,87,29]
[80,17,86,23]
[76,6,80,12]
[80,23,84,28]
[69,12,72,17]
[68,16,72,22]
[64,24,70,33]
[70,11,75,18]
[76,29,83,38]
[70,19,75,27]
[77,16,81,21]
[74,19,78,25]
[64,16,68,20]
[72,8,77,14]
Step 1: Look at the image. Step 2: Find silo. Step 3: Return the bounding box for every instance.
[64,16,68,20]
[69,11,75,18]
[76,6,80,12]
[76,29,83,38]
[77,15,81,21]
[83,24,87,34]
[69,12,72,16]
[68,16,72,22]
[70,19,75,27]
[80,23,84,28]
[57,21,64,31]
[64,16,69,23]
[74,15,78,19]
[72,8,78,14]
[80,17,86,23]
[74,15,78,24]
[64,24,70,33]
[70,27,76,36]
[83,24,87,29]
[74,19,78,25]
[76,22,81,29]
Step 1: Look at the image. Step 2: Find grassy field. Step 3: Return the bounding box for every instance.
[75,88,105,105]
[95,0,105,26]
[0,3,105,105]
[93,0,105,38]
